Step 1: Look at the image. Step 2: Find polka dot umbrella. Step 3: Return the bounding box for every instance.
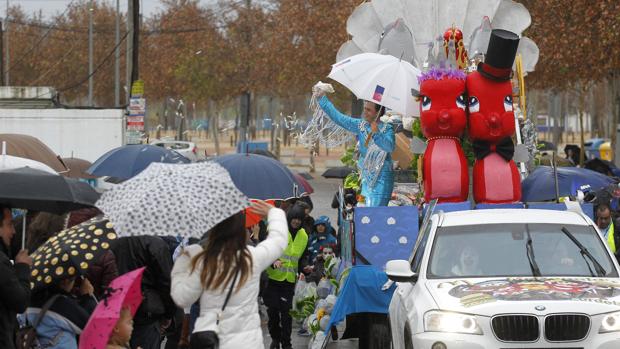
[30,217,117,290]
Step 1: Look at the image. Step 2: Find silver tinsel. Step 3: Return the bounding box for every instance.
[521,118,538,170]
[298,91,354,148]
[362,142,388,189]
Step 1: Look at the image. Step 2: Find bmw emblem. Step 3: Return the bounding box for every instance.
[535,305,546,311]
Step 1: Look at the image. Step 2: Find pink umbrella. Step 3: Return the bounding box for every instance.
[79,267,145,349]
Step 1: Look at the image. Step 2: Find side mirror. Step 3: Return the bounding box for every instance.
[386,259,418,283]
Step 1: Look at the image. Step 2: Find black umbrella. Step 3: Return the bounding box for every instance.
[0,167,99,214]
[0,167,100,249]
[249,148,278,159]
[322,166,355,179]
[538,141,556,151]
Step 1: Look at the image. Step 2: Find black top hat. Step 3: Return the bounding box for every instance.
[477,29,520,81]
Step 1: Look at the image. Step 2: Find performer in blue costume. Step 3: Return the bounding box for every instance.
[318,95,395,206]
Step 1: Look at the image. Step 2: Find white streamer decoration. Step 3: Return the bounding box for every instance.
[298,90,354,149]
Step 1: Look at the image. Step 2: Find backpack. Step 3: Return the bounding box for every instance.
[16,294,61,349]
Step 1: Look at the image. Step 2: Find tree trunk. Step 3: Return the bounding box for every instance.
[579,87,587,167]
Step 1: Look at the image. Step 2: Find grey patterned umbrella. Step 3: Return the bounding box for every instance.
[95,162,250,238]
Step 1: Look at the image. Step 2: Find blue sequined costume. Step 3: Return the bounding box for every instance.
[319,96,395,206]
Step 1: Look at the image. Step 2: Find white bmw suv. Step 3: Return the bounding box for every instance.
[386,209,620,349]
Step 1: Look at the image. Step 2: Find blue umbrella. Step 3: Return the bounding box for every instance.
[212,153,306,200]
[522,166,617,202]
[87,144,189,180]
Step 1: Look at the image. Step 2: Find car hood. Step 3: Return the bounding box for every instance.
[425,277,620,316]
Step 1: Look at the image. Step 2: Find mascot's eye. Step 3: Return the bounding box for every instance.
[456,95,466,110]
[504,95,513,112]
[469,96,480,113]
[421,96,431,111]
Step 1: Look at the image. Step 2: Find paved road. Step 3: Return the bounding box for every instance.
[260,176,359,348]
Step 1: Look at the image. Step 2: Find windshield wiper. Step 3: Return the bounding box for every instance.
[561,227,606,277]
[525,225,541,277]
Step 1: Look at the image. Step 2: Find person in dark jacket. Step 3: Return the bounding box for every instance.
[0,205,32,349]
[66,208,119,299]
[111,236,176,349]
[294,200,315,239]
[20,276,96,349]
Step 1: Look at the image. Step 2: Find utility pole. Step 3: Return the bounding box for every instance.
[0,20,4,86]
[126,0,139,98]
[88,0,94,106]
[239,0,252,146]
[131,0,139,84]
[5,0,9,86]
[125,0,132,104]
[114,0,120,107]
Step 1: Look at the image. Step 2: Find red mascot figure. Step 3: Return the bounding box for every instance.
[419,68,469,203]
[467,29,521,203]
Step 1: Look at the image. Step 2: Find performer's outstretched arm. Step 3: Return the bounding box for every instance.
[318,95,361,133]
[372,123,395,153]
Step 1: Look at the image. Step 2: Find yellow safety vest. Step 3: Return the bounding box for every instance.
[607,222,616,254]
[267,228,308,283]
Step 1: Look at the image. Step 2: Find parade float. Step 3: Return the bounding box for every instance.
[294,0,617,348]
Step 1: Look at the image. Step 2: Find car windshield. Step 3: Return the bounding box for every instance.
[427,223,618,279]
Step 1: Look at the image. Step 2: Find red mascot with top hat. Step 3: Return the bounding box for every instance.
[467,29,521,203]
[419,68,469,203]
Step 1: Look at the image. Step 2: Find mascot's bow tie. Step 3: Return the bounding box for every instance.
[473,137,515,161]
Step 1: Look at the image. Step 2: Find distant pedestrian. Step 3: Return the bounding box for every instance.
[596,203,620,259]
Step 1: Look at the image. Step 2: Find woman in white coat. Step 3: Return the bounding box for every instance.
[171,201,288,348]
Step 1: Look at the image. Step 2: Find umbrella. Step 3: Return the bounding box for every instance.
[249,148,277,159]
[297,172,314,180]
[328,52,421,117]
[79,267,145,349]
[538,141,556,152]
[96,162,250,238]
[245,199,276,228]
[87,144,190,180]
[30,217,117,290]
[322,166,355,179]
[294,173,314,194]
[0,134,67,172]
[62,157,98,179]
[212,153,305,200]
[0,146,57,174]
[522,166,617,202]
[0,167,100,214]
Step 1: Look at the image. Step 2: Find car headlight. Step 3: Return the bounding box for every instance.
[600,311,620,333]
[424,310,483,335]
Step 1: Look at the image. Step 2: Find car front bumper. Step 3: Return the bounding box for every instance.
[412,332,620,348]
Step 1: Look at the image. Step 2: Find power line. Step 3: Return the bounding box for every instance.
[0,29,129,107]
[28,33,79,85]
[59,29,129,93]
[5,0,76,75]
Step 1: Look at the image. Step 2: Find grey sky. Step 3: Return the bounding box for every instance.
[4,1,195,19]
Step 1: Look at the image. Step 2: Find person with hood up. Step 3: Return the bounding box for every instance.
[264,204,309,349]
[306,216,337,263]
[20,276,96,349]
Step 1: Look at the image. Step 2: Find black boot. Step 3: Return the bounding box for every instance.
[269,342,280,349]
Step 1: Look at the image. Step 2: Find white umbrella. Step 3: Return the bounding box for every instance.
[328,52,421,117]
[95,162,250,238]
[0,141,57,174]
